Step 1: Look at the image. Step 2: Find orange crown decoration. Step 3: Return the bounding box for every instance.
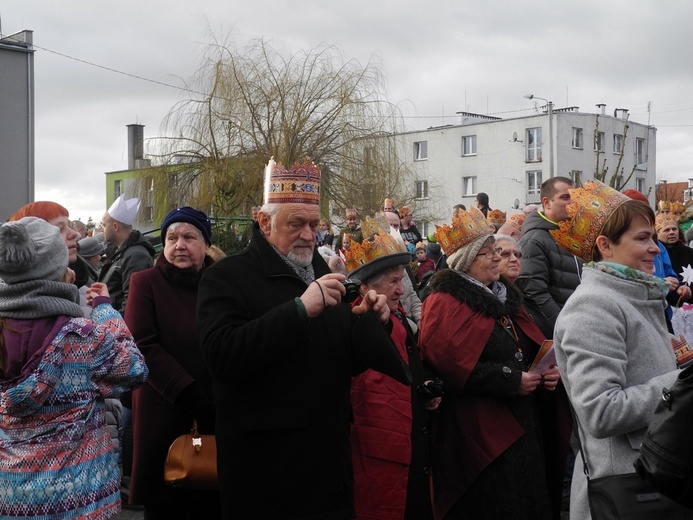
[344,216,405,274]
[505,212,526,232]
[263,157,320,205]
[434,207,492,256]
[655,213,677,232]
[487,209,506,227]
[550,181,629,262]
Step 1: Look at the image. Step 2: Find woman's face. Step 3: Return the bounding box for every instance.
[342,236,351,250]
[48,215,79,263]
[496,239,521,283]
[362,267,405,313]
[319,221,328,232]
[466,242,501,285]
[164,223,209,270]
[600,217,660,274]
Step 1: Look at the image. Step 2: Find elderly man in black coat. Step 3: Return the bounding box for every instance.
[197,159,410,520]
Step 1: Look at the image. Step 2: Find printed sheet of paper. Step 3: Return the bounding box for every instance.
[529,340,556,374]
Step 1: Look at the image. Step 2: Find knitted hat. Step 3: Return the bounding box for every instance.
[77,236,105,258]
[0,217,68,284]
[107,194,141,225]
[622,189,649,205]
[161,206,213,245]
[426,242,442,260]
[446,234,494,272]
[263,157,320,205]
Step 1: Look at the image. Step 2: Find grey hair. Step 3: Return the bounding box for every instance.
[361,265,405,288]
[165,221,204,240]
[494,234,518,247]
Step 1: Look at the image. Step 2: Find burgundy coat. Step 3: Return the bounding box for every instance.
[125,255,216,505]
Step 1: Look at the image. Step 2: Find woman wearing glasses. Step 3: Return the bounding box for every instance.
[418,208,563,520]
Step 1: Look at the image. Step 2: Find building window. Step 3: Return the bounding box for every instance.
[463,176,477,196]
[572,128,583,149]
[636,178,645,194]
[569,170,582,185]
[527,170,542,197]
[526,128,542,162]
[144,206,154,222]
[462,135,477,156]
[594,131,605,152]
[414,141,428,161]
[613,134,623,154]
[635,138,646,165]
[113,179,122,199]
[419,221,430,237]
[415,180,429,199]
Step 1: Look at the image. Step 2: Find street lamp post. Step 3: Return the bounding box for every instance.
[525,94,554,178]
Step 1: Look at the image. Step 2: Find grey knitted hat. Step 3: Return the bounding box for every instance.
[447,235,494,272]
[0,217,68,284]
[78,236,105,258]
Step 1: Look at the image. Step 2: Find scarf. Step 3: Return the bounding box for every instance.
[270,244,316,285]
[589,261,670,299]
[0,279,83,319]
[457,271,509,303]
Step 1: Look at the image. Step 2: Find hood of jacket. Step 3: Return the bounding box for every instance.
[520,210,559,234]
[429,269,524,319]
[111,230,156,261]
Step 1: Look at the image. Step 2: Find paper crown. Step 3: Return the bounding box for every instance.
[107,195,140,225]
[657,200,671,212]
[672,202,686,215]
[487,209,506,226]
[344,215,410,281]
[263,157,320,205]
[655,213,678,232]
[505,212,526,232]
[434,207,493,256]
[550,181,629,262]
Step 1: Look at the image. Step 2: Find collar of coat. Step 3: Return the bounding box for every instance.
[428,269,523,319]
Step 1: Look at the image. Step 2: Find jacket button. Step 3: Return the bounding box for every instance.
[338,485,347,495]
[422,426,429,435]
[422,466,430,475]
[502,366,512,378]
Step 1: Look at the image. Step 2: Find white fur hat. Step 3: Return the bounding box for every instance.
[107,195,141,225]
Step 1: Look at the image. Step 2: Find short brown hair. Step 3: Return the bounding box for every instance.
[540,176,573,203]
[593,200,655,261]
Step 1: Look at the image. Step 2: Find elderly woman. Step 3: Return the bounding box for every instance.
[418,208,561,520]
[126,207,220,519]
[345,223,437,520]
[0,217,147,519]
[553,183,682,520]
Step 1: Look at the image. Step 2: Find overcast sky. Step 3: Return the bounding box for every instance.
[2,0,692,223]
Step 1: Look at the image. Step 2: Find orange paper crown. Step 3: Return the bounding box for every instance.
[550,180,629,262]
[505,212,526,232]
[655,213,677,232]
[434,207,493,256]
[263,158,320,205]
[344,215,406,274]
[487,209,506,226]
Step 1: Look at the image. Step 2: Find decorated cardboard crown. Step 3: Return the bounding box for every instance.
[505,212,526,232]
[487,209,506,227]
[657,200,671,213]
[434,207,492,256]
[263,157,320,205]
[344,215,411,281]
[550,180,630,262]
[655,212,678,232]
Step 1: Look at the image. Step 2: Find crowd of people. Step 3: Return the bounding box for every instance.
[2,164,693,520]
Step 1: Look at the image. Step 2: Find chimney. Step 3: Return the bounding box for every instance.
[127,124,145,170]
[596,103,606,115]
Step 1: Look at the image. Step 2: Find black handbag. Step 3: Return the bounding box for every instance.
[634,362,693,508]
[571,406,693,520]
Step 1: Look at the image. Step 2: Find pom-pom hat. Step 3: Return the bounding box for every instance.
[550,180,630,262]
[160,206,213,245]
[0,217,68,284]
[344,215,411,283]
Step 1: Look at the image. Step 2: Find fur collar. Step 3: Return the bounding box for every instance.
[429,269,524,318]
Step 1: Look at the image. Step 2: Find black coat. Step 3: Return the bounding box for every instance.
[197,223,410,520]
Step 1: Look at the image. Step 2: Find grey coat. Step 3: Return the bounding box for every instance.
[555,265,679,520]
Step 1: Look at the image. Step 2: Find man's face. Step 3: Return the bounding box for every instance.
[543,182,572,222]
[101,213,116,245]
[658,224,680,245]
[261,204,320,267]
[385,212,400,230]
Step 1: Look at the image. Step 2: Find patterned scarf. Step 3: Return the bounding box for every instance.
[589,261,670,299]
[270,244,316,285]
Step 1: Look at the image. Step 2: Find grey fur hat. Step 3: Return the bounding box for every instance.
[0,217,68,284]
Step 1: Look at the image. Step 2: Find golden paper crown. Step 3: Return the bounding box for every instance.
[550,181,629,262]
[487,209,506,226]
[263,158,320,205]
[655,213,678,232]
[658,200,671,212]
[672,202,686,216]
[434,207,493,256]
[505,212,526,232]
[343,215,407,274]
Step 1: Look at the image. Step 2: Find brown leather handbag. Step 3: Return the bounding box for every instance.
[164,420,219,489]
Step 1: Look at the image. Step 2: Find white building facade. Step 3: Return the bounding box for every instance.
[391,105,656,237]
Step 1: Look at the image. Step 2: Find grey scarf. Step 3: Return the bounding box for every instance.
[0,279,84,319]
[457,271,509,303]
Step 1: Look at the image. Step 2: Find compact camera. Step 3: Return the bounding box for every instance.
[341,279,362,303]
[417,378,445,400]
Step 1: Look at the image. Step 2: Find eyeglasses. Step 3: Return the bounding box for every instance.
[476,247,503,259]
[499,249,522,259]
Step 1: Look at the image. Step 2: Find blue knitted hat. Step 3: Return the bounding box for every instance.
[160,207,212,245]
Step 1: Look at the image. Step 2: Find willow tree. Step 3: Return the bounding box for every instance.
[145,37,416,221]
